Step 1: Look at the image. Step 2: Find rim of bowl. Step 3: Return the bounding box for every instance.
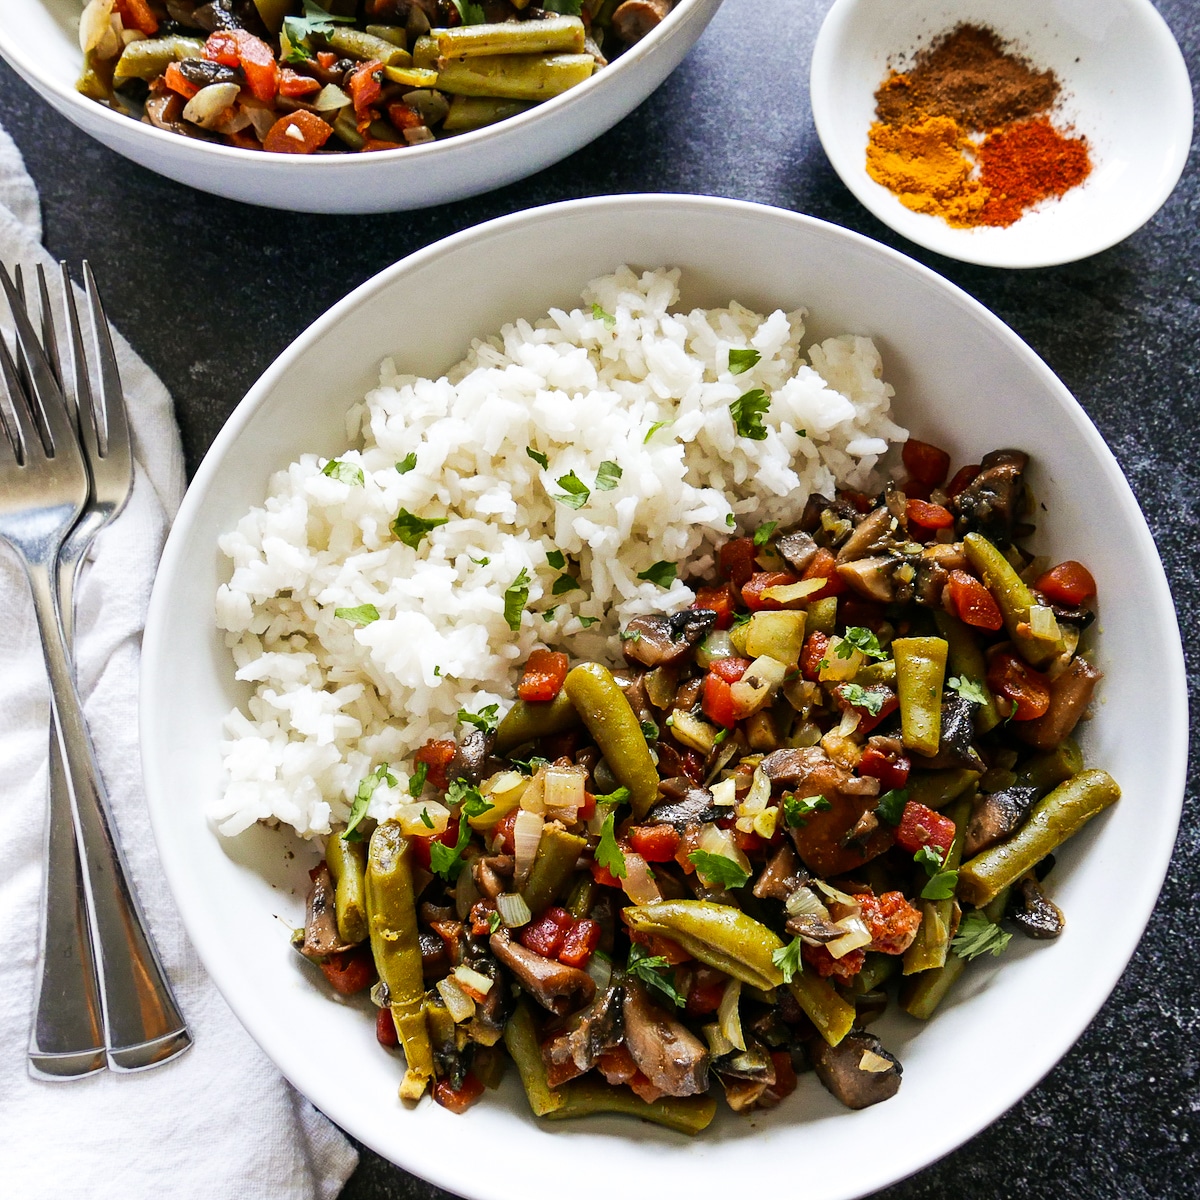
[809,0,1195,268]
[142,193,1189,1198]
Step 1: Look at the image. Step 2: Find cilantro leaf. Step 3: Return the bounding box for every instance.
[595,460,622,491]
[450,0,486,23]
[527,445,549,469]
[837,626,888,661]
[726,513,737,529]
[644,419,673,443]
[591,302,616,328]
[874,788,909,826]
[771,937,804,982]
[637,561,677,588]
[914,845,947,875]
[595,811,627,879]
[391,508,449,550]
[322,458,364,486]
[952,911,1013,961]
[283,0,354,60]
[335,603,380,627]
[511,754,550,775]
[457,703,500,735]
[470,555,490,566]
[343,763,396,841]
[753,520,778,547]
[543,0,583,13]
[640,719,659,742]
[503,568,530,631]
[730,389,770,440]
[430,781,493,881]
[554,470,590,509]
[419,808,434,830]
[728,347,761,376]
[839,683,887,716]
[627,943,685,1008]
[619,628,641,642]
[948,675,989,705]
[593,786,631,808]
[408,762,428,797]
[395,452,417,475]
[577,615,599,628]
[688,850,750,889]
[783,793,831,827]
[542,608,557,622]
[552,574,580,595]
[921,869,959,900]
[488,910,502,934]
[546,549,566,570]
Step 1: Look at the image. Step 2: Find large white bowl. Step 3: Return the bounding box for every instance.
[810,0,1194,268]
[142,195,1187,1200]
[0,0,722,213]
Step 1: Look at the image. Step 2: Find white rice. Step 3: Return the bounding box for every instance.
[212,267,908,839]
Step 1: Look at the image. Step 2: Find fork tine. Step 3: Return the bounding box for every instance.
[37,264,64,393]
[59,263,100,464]
[82,262,128,464]
[0,327,39,463]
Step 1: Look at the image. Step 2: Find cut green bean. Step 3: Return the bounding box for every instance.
[112,37,206,85]
[546,1079,717,1135]
[522,826,587,914]
[899,952,967,1020]
[326,832,368,945]
[788,973,855,1047]
[902,795,971,975]
[324,27,412,66]
[503,1000,563,1116]
[1018,738,1084,794]
[893,636,948,757]
[934,610,1001,732]
[436,53,595,102]
[494,690,581,755]
[433,16,586,58]
[442,95,535,133]
[906,767,980,811]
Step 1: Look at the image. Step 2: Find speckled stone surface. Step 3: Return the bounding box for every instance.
[2,0,1196,1194]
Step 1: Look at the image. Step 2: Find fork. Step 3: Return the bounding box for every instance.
[0,265,191,1078]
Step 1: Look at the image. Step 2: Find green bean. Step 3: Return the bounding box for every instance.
[412,35,439,69]
[325,832,368,945]
[902,795,971,975]
[547,1078,717,1135]
[323,27,412,66]
[365,24,408,48]
[436,53,595,102]
[905,767,980,811]
[933,610,1002,732]
[366,821,434,1100]
[252,0,291,32]
[898,952,967,1020]
[433,16,586,58]
[112,37,207,85]
[1018,738,1084,794]
[503,999,564,1117]
[854,658,896,686]
[442,95,536,133]
[564,663,658,818]
[565,873,596,919]
[522,826,587,914]
[958,769,1120,907]
[962,532,1063,669]
[851,951,900,995]
[624,901,784,990]
[892,636,948,757]
[983,886,1012,924]
[494,690,581,755]
[787,973,855,1047]
[331,110,365,149]
[805,596,838,635]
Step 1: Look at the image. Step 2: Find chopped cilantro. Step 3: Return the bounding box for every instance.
[487,910,503,934]
[627,943,685,1008]
[952,911,1012,961]
[948,675,989,705]
[644,419,673,443]
[283,0,353,61]
[322,458,364,486]
[407,762,428,797]
[419,808,434,830]
[619,629,642,642]
[640,720,659,742]
[526,446,549,469]
[457,703,500,735]
[688,850,750,889]
[552,574,580,595]
[837,626,888,661]
[726,513,737,529]
[433,665,442,677]
[914,845,947,875]
[921,869,959,901]
[391,508,448,550]
[637,561,677,588]
[450,0,486,23]
[595,811,627,879]
[343,763,396,841]
[577,615,599,628]
[713,728,728,746]
[595,460,622,491]
[554,470,590,509]
[591,302,616,328]
[334,603,379,626]
[503,568,530,631]
[546,549,566,570]
[771,937,804,982]
[469,555,490,566]
[594,786,631,808]
[542,609,556,622]
[839,683,887,716]
[727,347,761,376]
[731,611,753,628]
[395,452,417,475]
[783,793,831,827]
[729,389,770,440]
[430,781,493,881]
[874,787,909,826]
[753,520,778,547]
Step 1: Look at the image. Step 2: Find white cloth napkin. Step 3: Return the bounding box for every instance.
[0,122,358,1198]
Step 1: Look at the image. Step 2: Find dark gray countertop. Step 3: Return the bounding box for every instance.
[3,0,1197,1194]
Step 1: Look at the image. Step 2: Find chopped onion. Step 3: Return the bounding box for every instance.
[696,824,751,882]
[791,720,823,747]
[79,0,117,55]
[751,806,778,839]
[695,630,733,668]
[759,578,825,605]
[859,1050,895,1073]
[718,978,746,1051]
[586,951,613,992]
[436,975,476,1022]
[785,886,831,920]
[544,765,586,812]
[518,768,546,815]
[512,810,544,885]
[817,638,862,682]
[496,891,531,928]
[1029,604,1062,642]
[826,915,872,959]
[835,707,861,738]
[815,879,861,912]
[621,850,662,905]
[730,655,789,719]
[643,666,678,708]
[702,1022,735,1058]
[183,83,241,130]
[452,965,494,1001]
[704,737,741,785]
[394,800,449,837]
[670,709,719,755]
[740,765,771,815]
[710,777,738,808]
[313,83,351,111]
[369,980,389,1009]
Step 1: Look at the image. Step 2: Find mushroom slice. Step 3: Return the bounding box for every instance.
[622,979,710,1096]
[611,0,672,45]
[299,862,353,959]
[1009,875,1065,939]
[810,1030,902,1109]
[489,928,595,1016]
[963,785,1039,858]
[836,506,894,563]
[836,555,897,603]
[647,778,719,829]
[776,528,820,574]
[952,448,1029,546]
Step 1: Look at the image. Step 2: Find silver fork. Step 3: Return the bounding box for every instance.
[0,265,191,1078]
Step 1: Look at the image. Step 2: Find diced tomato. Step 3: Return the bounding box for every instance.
[628,824,683,863]
[1035,560,1097,607]
[800,547,845,600]
[768,1050,798,1100]
[895,801,956,859]
[719,537,758,588]
[628,929,691,965]
[114,0,158,35]
[800,631,830,681]
[693,582,737,630]
[469,900,497,937]
[856,890,923,955]
[204,30,279,103]
[278,68,322,98]
[348,58,384,124]
[706,657,747,686]
[362,137,406,152]
[859,744,911,791]
[517,648,570,703]
[262,111,333,154]
[945,464,980,498]
[414,738,457,790]
[162,62,199,99]
[493,809,518,855]
[411,820,458,870]
[685,972,727,1016]
[802,943,865,984]
[902,439,951,488]
[520,907,574,957]
[833,682,898,735]
[987,651,1051,720]
[433,1074,486,1114]
[317,50,338,68]
[842,490,876,514]
[386,101,424,130]
[596,1044,639,1085]
[558,918,601,968]
[906,498,955,530]
[204,30,240,67]
[375,1005,398,1047]
[319,947,375,995]
[702,671,737,729]
[741,570,801,611]
[947,569,1004,631]
[577,791,597,822]
[589,858,623,889]
[733,827,763,853]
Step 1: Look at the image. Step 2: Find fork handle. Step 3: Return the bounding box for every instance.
[25,556,191,1071]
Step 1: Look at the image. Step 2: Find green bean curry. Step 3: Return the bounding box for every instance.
[77,0,673,152]
[296,442,1119,1131]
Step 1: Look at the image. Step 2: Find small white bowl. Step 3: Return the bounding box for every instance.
[810,0,1193,267]
[0,0,722,214]
[141,195,1187,1200]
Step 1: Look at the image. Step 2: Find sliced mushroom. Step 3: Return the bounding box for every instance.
[776,528,820,574]
[810,1030,902,1110]
[419,930,449,981]
[784,911,844,942]
[611,0,672,45]
[952,449,1028,546]
[621,979,709,1096]
[541,983,624,1084]
[1016,656,1102,750]
[621,610,715,669]
[1009,874,1065,939]
[963,785,1039,858]
[450,725,493,785]
[299,862,353,959]
[489,928,595,1016]
[761,746,850,792]
[472,853,514,900]
[917,691,984,770]
[647,778,720,828]
[752,843,810,901]
[713,1041,777,1112]
[836,506,894,563]
[836,555,897,603]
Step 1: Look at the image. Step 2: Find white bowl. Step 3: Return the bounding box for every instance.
[142,195,1187,1200]
[810,0,1194,267]
[0,0,722,213]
